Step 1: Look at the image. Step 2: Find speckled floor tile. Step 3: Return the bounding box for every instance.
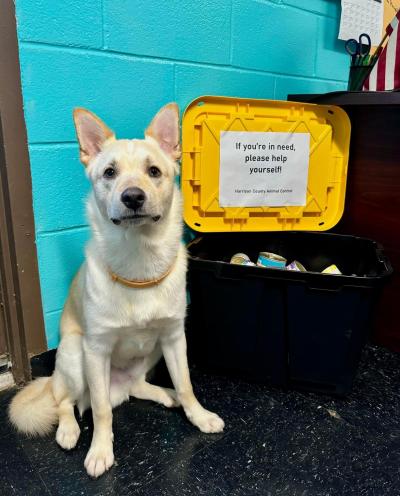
[0,391,51,495]
[1,346,399,496]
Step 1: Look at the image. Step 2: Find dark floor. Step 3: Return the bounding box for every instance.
[1,345,400,496]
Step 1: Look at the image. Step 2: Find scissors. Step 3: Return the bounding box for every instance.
[345,33,372,65]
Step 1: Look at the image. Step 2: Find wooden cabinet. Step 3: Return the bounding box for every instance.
[289,92,400,352]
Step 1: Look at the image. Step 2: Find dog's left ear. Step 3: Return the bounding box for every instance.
[145,103,181,161]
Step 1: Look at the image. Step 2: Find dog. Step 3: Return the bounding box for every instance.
[9,103,224,478]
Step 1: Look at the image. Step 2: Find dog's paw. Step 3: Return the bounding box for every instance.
[84,442,114,478]
[158,388,180,408]
[56,421,80,450]
[189,408,225,434]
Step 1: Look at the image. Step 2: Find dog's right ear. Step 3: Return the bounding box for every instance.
[73,108,115,166]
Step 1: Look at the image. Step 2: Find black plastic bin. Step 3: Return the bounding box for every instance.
[186,231,392,396]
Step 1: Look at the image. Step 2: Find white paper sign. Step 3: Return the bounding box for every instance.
[339,0,383,46]
[219,131,310,207]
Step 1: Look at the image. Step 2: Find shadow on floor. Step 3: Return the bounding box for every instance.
[1,345,399,496]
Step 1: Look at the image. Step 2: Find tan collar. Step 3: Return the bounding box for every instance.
[109,260,175,289]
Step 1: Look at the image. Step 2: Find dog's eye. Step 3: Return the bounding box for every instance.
[148,166,161,178]
[104,167,116,179]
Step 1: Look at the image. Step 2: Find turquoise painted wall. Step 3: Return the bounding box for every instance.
[15,0,348,349]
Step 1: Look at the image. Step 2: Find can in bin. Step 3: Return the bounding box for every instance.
[257,252,287,269]
[230,253,255,266]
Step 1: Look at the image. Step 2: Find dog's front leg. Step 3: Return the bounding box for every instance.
[161,322,224,434]
[83,337,114,478]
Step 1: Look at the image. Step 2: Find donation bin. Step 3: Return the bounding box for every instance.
[181,96,392,395]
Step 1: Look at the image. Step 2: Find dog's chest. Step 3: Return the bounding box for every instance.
[84,246,187,330]
[86,275,185,335]
[115,285,180,326]
[112,328,158,365]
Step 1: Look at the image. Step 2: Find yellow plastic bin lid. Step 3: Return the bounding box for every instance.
[181,96,351,232]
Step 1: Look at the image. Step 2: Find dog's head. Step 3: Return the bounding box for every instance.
[73,103,181,227]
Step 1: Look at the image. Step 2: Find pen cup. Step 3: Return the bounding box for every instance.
[348,62,375,91]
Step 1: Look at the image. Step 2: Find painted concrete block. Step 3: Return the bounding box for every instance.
[275,75,346,100]
[232,0,317,77]
[104,0,231,64]
[15,0,103,48]
[315,15,348,81]
[175,64,275,108]
[283,0,338,18]
[29,144,90,233]
[19,46,175,143]
[44,310,62,350]
[36,227,90,313]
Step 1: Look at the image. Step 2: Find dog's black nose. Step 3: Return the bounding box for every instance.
[121,187,146,210]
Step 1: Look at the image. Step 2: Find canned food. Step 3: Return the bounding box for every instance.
[230,253,251,265]
[322,264,342,275]
[286,260,307,272]
[257,252,287,269]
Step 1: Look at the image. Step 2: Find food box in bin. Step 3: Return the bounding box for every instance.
[181,96,392,395]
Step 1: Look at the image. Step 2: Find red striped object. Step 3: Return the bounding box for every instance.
[363,11,400,91]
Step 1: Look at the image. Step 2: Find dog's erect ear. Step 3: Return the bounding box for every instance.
[73,108,115,166]
[145,103,181,161]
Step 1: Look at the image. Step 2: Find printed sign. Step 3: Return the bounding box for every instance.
[219,131,310,207]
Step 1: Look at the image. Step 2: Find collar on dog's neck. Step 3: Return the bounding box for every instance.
[109,259,176,289]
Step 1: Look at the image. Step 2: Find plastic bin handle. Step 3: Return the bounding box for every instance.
[376,246,393,275]
[306,284,343,293]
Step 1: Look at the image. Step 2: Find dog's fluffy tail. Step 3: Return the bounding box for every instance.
[9,376,58,436]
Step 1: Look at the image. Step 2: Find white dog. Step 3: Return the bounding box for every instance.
[9,103,224,478]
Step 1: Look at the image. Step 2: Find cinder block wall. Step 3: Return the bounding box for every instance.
[15,0,347,348]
